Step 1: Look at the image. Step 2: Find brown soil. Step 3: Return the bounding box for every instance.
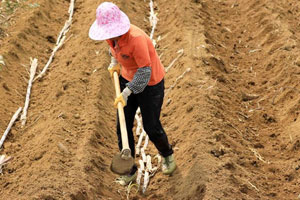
[0,0,300,199]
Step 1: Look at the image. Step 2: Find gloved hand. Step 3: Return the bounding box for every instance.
[108,56,120,77]
[108,56,117,69]
[114,87,132,108]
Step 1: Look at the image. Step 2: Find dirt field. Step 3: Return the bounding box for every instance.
[0,0,300,199]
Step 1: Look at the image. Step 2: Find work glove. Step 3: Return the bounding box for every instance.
[114,87,132,108]
[108,56,120,77]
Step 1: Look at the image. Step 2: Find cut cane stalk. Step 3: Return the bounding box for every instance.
[139,159,145,171]
[143,135,149,150]
[150,167,158,176]
[35,36,66,81]
[133,0,163,193]
[149,0,157,40]
[0,155,12,174]
[21,58,38,127]
[141,148,147,163]
[142,155,154,193]
[0,55,5,66]
[0,107,22,149]
[136,107,141,115]
[154,154,162,165]
[0,155,11,165]
[165,68,191,96]
[165,49,184,73]
[142,171,150,194]
[146,155,152,171]
[136,131,145,155]
[135,115,142,136]
[135,125,141,136]
[34,0,75,81]
[249,148,270,164]
[136,168,143,186]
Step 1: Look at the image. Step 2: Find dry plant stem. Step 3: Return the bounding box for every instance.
[22,114,43,132]
[165,49,184,73]
[227,122,243,137]
[14,89,23,97]
[247,180,259,192]
[135,123,141,136]
[134,0,162,192]
[142,171,149,194]
[141,148,147,163]
[35,35,67,81]
[56,0,74,46]
[143,135,149,150]
[165,68,191,96]
[0,107,22,149]
[0,155,12,174]
[139,159,145,171]
[136,168,143,186]
[57,0,75,45]
[289,133,293,143]
[149,0,157,40]
[237,112,249,119]
[154,154,162,164]
[235,164,260,193]
[249,148,270,164]
[135,115,142,136]
[146,155,152,171]
[0,155,12,166]
[34,0,75,81]
[142,156,153,193]
[21,58,38,127]
[135,131,145,155]
[21,63,30,76]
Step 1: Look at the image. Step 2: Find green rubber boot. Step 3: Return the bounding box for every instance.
[116,172,137,186]
[162,154,176,175]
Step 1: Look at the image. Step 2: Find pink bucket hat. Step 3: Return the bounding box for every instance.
[89,2,130,40]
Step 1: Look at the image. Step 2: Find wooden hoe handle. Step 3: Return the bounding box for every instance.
[112,65,131,157]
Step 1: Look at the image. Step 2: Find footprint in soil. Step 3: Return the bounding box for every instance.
[2,83,10,91]
[46,35,56,44]
[263,113,276,123]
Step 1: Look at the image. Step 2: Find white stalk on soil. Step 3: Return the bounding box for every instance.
[165,49,184,73]
[141,147,147,163]
[149,0,157,40]
[146,155,152,171]
[135,114,142,136]
[34,0,75,81]
[0,107,22,149]
[165,68,191,96]
[135,130,145,155]
[142,135,149,150]
[136,166,143,185]
[20,58,38,127]
[139,159,145,171]
[134,0,163,194]
[142,171,150,194]
[0,155,12,174]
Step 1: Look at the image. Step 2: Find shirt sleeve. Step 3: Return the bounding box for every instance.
[132,36,151,68]
[126,66,151,94]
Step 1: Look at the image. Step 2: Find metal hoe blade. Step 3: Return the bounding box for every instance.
[110,149,134,175]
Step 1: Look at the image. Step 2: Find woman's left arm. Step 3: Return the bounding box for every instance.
[126,66,151,94]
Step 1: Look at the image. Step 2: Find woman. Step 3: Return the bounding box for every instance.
[89,2,176,185]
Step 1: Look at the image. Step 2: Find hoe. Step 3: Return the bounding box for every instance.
[110,64,134,175]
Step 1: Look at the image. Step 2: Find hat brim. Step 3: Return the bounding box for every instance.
[89,11,130,41]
